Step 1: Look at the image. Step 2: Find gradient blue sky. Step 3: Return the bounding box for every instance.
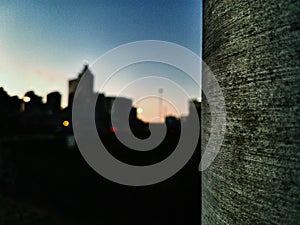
[0,0,202,119]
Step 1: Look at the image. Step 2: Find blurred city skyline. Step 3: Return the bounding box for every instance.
[0,0,202,120]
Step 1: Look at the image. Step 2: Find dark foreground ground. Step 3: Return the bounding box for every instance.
[0,132,201,225]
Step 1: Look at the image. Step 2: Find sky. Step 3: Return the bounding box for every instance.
[0,0,202,121]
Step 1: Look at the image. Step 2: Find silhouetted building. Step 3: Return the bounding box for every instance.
[23,91,44,113]
[165,115,180,129]
[0,87,21,113]
[95,93,107,133]
[185,99,201,124]
[95,95,145,134]
[68,64,94,107]
[190,99,201,116]
[129,107,137,123]
[129,107,140,129]
[0,88,22,136]
[46,92,61,114]
[107,96,133,132]
[105,96,116,116]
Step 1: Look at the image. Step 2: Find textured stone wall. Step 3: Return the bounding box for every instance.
[202,0,300,224]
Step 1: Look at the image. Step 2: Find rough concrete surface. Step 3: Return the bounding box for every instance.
[202,0,300,224]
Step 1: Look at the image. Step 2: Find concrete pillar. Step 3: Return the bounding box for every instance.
[202,0,300,224]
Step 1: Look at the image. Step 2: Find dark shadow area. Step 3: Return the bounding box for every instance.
[0,84,202,225]
[0,133,201,225]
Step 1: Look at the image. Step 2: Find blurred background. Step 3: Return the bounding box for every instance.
[0,1,202,224]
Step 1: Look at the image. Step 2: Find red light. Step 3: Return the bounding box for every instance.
[110,127,118,133]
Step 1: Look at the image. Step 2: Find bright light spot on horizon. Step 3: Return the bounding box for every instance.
[62,120,70,127]
[23,96,31,102]
[137,107,143,114]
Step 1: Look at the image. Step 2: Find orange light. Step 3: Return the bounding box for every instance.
[62,120,70,127]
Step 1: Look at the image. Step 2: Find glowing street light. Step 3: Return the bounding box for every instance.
[23,96,31,103]
[137,107,143,114]
[62,120,70,127]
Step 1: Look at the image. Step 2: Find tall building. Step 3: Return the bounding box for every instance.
[46,92,61,113]
[106,96,133,131]
[202,1,300,224]
[95,93,107,133]
[68,64,94,107]
[188,99,201,121]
